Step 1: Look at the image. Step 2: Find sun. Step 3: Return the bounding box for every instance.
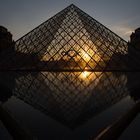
[82,51,91,62]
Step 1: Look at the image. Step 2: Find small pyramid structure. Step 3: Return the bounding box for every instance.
[1,4,140,71]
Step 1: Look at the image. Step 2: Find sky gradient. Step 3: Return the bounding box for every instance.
[0,0,140,41]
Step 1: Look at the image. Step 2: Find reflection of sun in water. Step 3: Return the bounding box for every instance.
[79,71,102,86]
[80,71,90,79]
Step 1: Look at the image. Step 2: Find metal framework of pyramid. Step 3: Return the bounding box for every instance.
[1,4,140,71]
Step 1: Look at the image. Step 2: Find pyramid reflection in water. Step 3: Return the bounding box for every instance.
[12,72,128,128]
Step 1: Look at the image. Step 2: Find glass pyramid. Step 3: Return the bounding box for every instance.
[1,4,140,71]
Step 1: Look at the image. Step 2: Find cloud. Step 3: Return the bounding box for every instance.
[111,25,134,41]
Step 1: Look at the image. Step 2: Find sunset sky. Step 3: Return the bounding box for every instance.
[0,0,140,41]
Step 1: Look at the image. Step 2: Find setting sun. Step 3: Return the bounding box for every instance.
[82,51,91,62]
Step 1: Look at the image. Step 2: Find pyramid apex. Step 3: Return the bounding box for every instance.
[69,4,77,8]
[69,4,75,6]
